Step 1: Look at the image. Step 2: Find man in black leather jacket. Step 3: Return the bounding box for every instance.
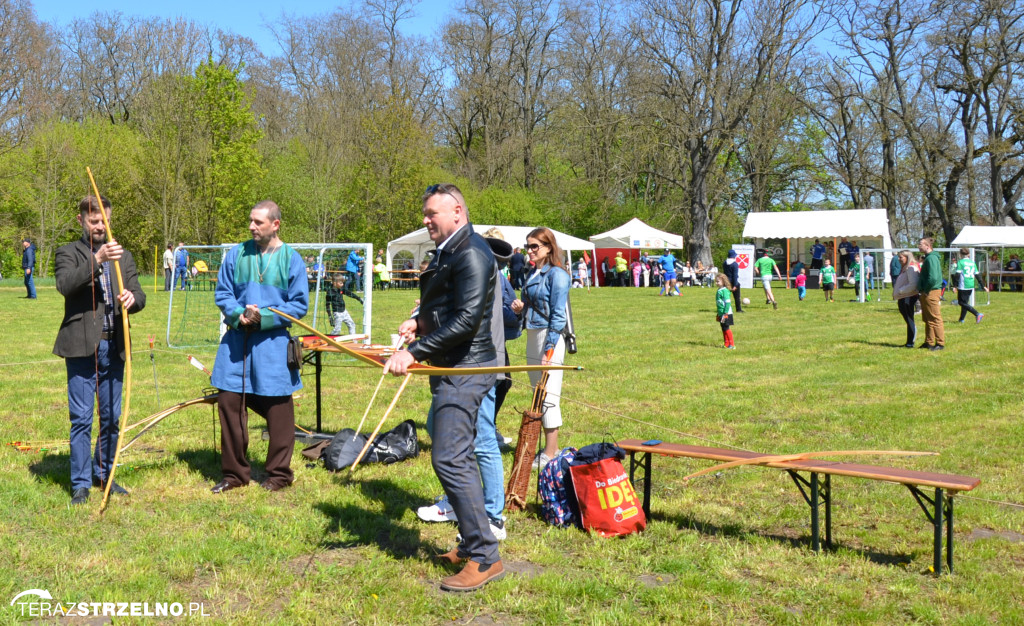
[386,183,504,592]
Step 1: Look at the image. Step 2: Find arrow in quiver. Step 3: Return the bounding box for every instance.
[504,371,549,512]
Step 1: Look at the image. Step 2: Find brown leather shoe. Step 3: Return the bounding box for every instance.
[211,480,246,494]
[434,548,469,565]
[260,480,290,492]
[440,560,505,592]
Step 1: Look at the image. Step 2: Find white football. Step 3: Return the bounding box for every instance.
[847,277,856,286]
[742,298,750,305]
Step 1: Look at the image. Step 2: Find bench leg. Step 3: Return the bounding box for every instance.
[627,451,652,518]
[946,495,954,574]
[908,485,951,575]
[787,471,830,553]
[933,488,943,575]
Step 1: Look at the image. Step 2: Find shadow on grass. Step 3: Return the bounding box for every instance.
[851,339,916,349]
[175,448,224,483]
[654,510,914,567]
[28,452,72,495]
[313,478,425,559]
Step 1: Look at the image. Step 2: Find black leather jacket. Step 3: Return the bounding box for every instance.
[408,224,498,367]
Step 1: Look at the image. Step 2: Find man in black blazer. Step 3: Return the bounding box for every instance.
[386,183,504,592]
[53,195,146,505]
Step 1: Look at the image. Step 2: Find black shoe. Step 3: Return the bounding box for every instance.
[93,478,129,495]
[904,343,915,348]
[772,301,778,310]
[211,480,246,494]
[71,488,89,505]
[259,480,289,492]
[929,344,945,351]
[918,343,933,349]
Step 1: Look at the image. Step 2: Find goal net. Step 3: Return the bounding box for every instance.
[165,243,374,349]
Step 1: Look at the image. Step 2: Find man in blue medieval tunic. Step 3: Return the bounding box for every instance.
[210,200,309,493]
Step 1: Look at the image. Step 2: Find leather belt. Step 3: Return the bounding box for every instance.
[99,331,114,341]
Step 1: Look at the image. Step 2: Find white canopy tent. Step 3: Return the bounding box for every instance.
[952,225,1023,294]
[951,225,1024,247]
[743,209,895,281]
[386,224,597,277]
[588,218,684,250]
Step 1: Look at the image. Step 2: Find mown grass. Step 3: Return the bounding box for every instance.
[1,278,1022,624]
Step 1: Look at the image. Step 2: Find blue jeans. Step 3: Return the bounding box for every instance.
[25,270,36,298]
[426,384,504,522]
[175,267,188,289]
[66,340,124,490]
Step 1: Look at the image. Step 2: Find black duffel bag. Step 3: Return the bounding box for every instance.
[322,419,419,471]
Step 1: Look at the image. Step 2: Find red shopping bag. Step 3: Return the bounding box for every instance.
[569,456,646,537]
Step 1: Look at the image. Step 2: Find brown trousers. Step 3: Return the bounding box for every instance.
[217,391,295,488]
[920,289,945,347]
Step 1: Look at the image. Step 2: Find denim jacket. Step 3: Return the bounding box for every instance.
[522,264,570,351]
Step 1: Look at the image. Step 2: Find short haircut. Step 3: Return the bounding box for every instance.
[422,183,468,217]
[253,200,281,222]
[920,237,934,247]
[78,195,111,215]
[960,247,970,256]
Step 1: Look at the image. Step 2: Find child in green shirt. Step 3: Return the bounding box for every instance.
[715,274,735,349]
[820,259,836,302]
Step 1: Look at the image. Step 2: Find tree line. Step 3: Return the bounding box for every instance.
[2,0,1022,277]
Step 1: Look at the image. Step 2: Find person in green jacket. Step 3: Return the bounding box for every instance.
[917,237,945,350]
[954,248,986,323]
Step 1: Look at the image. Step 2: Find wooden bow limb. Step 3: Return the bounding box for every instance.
[350,373,412,471]
[88,168,132,514]
[683,450,939,482]
[351,335,406,442]
[270,308,583,376]
[119,394,220,453]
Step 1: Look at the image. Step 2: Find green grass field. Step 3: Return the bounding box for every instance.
[2,278,1022,624]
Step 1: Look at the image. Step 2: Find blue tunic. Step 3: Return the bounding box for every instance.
[211,240,309,396]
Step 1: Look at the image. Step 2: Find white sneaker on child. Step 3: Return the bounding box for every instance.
[416,495,458,522]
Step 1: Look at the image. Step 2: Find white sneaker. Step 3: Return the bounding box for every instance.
[532,452,552,471]
[416,495,458,522]
[495,430,513,446]
[457,518,506,543]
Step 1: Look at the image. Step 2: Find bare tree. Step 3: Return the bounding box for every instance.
[632,0,825,265]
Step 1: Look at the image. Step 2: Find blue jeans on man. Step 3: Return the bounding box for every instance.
[25,270,36,299]
[175,266,188,290]
[66,339,124,491]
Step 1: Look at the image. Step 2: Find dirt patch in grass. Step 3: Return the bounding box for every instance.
[969,528,1024,543]
[638,573,675,587]
[287,546,366,576]
[502,560,544,578]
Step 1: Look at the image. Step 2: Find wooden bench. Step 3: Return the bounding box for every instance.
[617,439,981,574]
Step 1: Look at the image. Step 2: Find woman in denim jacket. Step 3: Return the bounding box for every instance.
[511,227,571,471]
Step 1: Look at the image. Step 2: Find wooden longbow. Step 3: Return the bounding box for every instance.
[683,450,939,482]
[87,168,133,514]
[269,307,583,376]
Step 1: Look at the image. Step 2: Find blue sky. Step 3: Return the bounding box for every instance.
[31,0,454,55]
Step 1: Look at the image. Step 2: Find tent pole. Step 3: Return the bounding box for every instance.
[786,238,791,289]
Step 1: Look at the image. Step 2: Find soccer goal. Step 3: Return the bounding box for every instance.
[166,243,374,349]
[856,247,984,307]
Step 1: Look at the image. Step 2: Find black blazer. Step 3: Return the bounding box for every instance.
[52,237,146,360]
[408,224,497,367]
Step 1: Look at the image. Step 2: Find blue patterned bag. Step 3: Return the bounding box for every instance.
[538,447,579,527]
